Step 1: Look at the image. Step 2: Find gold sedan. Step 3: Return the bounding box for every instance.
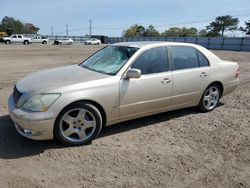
[8,42,239,146]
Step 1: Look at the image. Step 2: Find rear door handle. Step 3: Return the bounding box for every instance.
[200,72,207,77]
[161,78,171,84]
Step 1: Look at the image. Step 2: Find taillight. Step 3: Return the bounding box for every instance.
[235,68,240,78]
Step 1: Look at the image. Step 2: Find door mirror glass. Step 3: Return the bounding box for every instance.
[126,69,141,79]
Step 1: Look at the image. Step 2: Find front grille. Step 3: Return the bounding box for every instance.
[13,86,22,104]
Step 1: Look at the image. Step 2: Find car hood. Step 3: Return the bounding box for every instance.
[17,65,109,93]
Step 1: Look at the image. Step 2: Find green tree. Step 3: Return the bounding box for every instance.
[1,16,23,34]
[0,16,39,35]
[206,15,239,37]
[144,25,160,37]
[124,24,145,37]
[239,20,250,35]
[162,27,198,37]
[198,29,208,37]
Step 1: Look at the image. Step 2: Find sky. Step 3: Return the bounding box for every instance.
[1,0,250,37]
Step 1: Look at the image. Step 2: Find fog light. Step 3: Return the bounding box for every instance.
[16,123,43,136]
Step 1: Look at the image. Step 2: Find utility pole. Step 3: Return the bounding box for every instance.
[89,19,92,38]
[51,26,54,36]
[66,24,69,36]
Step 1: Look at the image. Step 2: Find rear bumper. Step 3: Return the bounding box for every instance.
[8,95,54,140]
[223,80,239,96]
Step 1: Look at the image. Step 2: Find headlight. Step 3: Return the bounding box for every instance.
[23,94,60,112]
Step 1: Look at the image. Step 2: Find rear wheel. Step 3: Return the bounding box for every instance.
[54,102,102,146]
[198,84,221,112]
[23,40,29,45]
[42,41,47,44]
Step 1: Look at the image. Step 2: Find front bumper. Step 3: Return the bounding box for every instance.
[8,95,54,140]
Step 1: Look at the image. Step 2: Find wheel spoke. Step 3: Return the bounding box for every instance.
[213,90,219,97]
[84,120,96,129]
[77,109,86,119]
[62,114,75,125]
[77,130,87,140]
[209,88,214,95]
[204,96,210,101]
[63,126,75,137]
[206,101,212,108]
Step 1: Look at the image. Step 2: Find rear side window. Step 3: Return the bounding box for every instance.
[171,46,199,70]
[197,51,209,67]
[131,47,168,75]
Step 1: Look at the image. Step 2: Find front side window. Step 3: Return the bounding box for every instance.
[80,46,138,75]
[171,46,199,70]
[12,36,17,38]
[131,47,168,75]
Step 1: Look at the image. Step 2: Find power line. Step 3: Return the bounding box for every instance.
[154,13,250,28]
[51,9,250,35]
[132,8,250,26]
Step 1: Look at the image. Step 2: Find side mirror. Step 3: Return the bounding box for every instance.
[125,68,141,79]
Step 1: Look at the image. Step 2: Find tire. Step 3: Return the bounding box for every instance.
[42,41,47,44]
[5,40,11,44]
[198,84,221,112]
[23,40,29,45]
[54,102,103,146]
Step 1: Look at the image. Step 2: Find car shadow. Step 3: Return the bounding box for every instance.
[0,103,224,159]
[0,115,63,159]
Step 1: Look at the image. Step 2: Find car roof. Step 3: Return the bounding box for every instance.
[112,41,199,48]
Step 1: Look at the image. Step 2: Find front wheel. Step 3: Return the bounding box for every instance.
[23,40,29,45]
[198,84,221,112]
[54,102,102,146]
[5,40,11,44]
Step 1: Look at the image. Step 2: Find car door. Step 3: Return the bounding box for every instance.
[170,46,210,108]
[120,46,172,119]
[17,35,23,43]
[33,36,40,43]
[11,35,18,43]
[32,36,37,43]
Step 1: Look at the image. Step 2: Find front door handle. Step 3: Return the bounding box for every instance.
[200,72,207,77]
[161,78,171,84]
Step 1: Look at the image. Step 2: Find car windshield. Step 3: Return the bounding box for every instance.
[80,46,138,75]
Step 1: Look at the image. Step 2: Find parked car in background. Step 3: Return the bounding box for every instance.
[8,42,239,146]
[53,38,74,45]
[3,34,31,44]
[31,36,49,44]
[84,38,101,45]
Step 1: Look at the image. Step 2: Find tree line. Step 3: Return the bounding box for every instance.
[0,16,39,35]
[123,15,250,37]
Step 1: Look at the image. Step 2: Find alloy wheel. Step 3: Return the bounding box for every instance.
[59,108,97,143]
[203,86,220,110]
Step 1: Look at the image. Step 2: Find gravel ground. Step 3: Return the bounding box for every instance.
[0,44,249,188]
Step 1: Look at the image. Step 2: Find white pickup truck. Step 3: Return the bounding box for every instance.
[3,34,31,44]
[31,36,49,44]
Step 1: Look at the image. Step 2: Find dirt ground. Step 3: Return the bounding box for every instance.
[0,43,249,188]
